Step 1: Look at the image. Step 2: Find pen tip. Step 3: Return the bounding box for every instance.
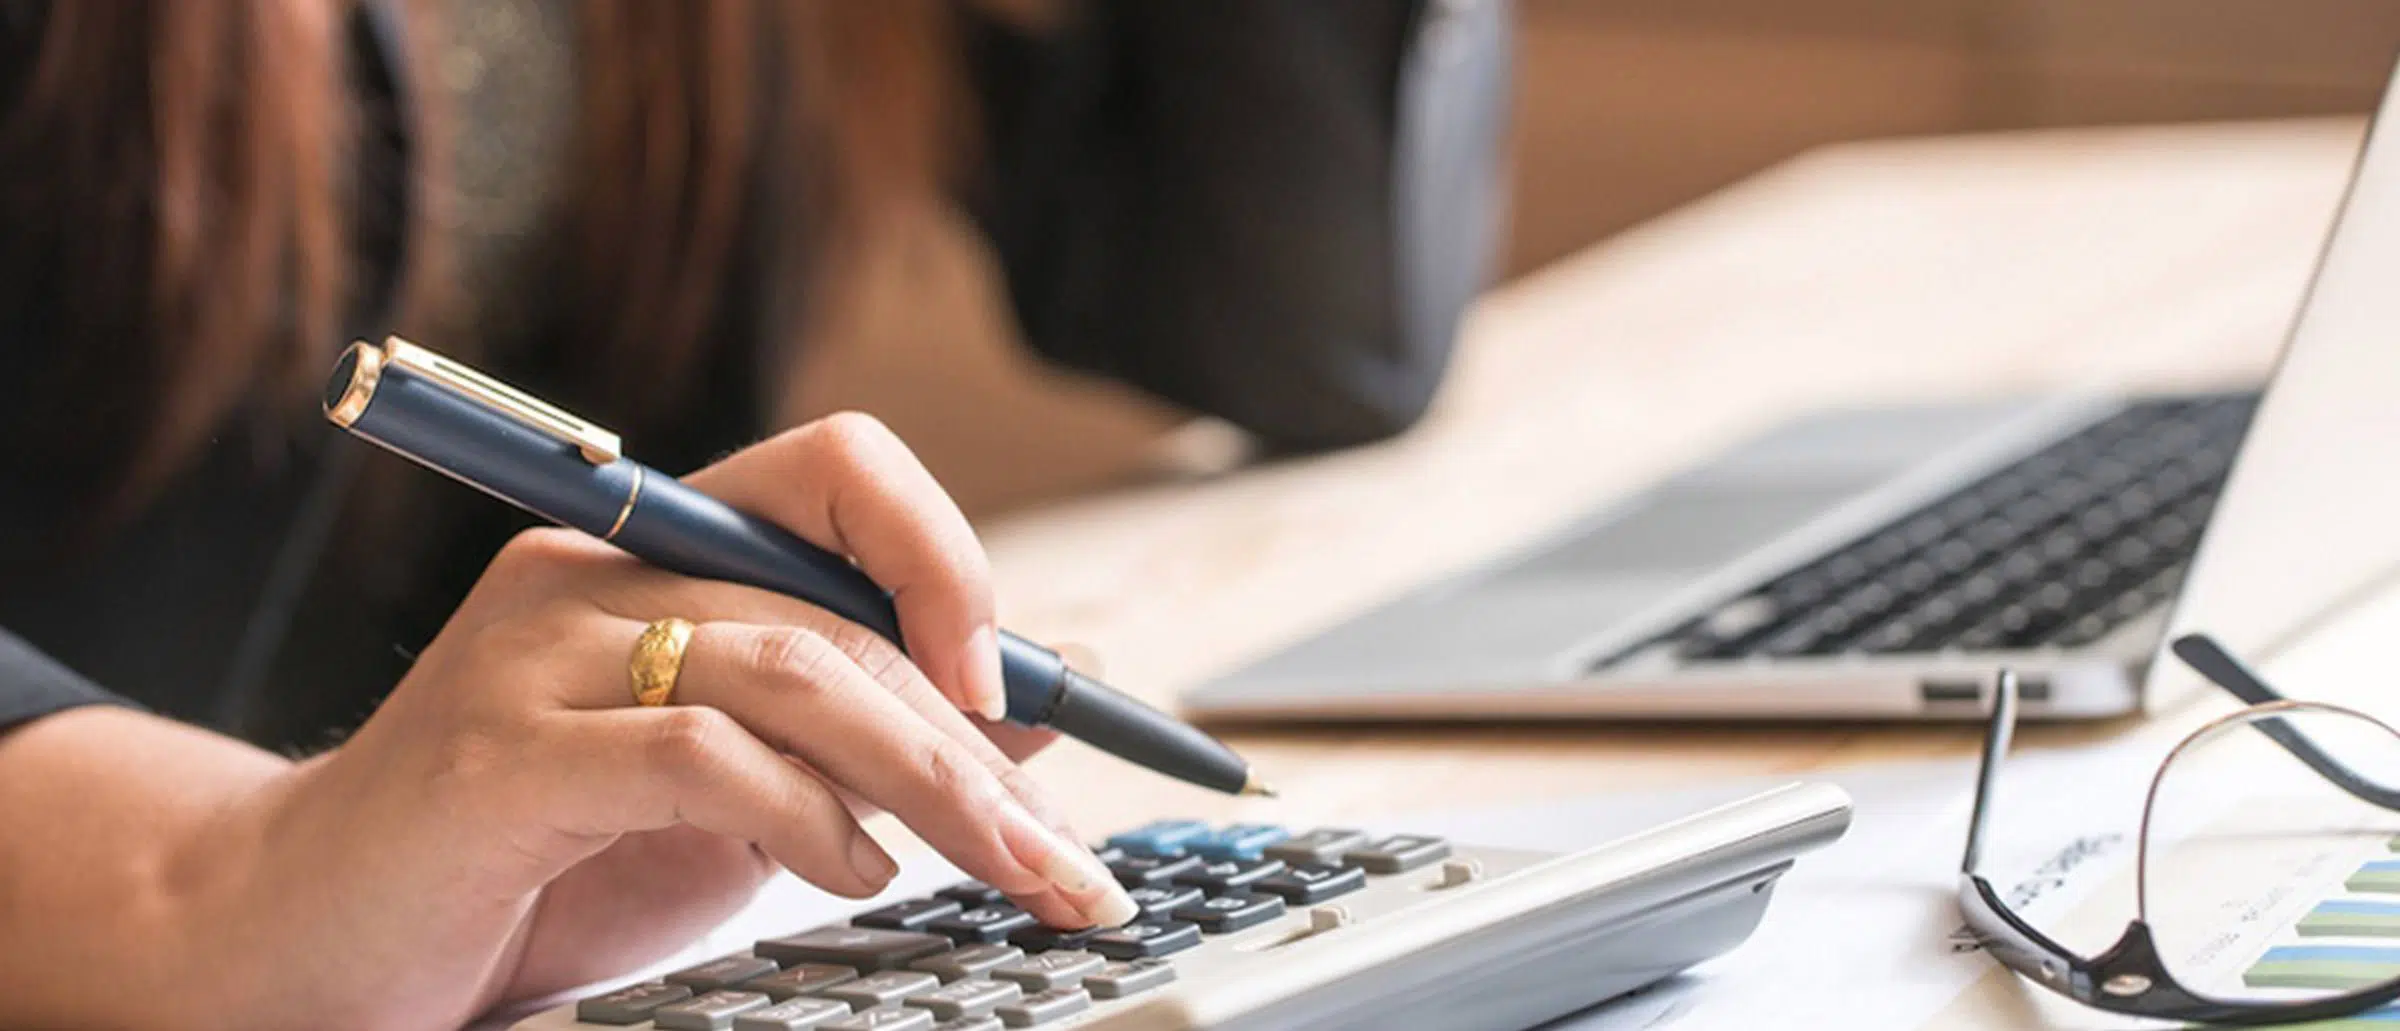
[1241,772,1279,798]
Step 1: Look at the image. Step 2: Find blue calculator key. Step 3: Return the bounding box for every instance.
[1185,824,1293,861]
[1105,819,1214,857]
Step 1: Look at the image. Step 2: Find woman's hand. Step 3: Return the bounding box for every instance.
[175,412,1138,1030]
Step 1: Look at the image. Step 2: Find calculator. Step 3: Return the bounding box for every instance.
[513,783,1850,1031]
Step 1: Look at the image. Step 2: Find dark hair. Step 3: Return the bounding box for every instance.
[0,0,961,517]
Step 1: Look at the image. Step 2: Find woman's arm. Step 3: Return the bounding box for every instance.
[0,706,295,1028]
[964,0,1514,451]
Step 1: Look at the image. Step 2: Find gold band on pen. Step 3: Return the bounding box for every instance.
[603,465,644,542]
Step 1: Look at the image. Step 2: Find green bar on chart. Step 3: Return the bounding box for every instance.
[2302,901,2400,938]
[2348,861,2400,895]
[2247,946,2400,991]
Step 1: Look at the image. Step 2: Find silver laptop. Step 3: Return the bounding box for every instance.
[1188,61,2400,724]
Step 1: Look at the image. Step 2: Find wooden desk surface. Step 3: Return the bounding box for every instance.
[975,117,2370,838]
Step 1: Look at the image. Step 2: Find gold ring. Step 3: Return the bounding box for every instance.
[629,617,696,707]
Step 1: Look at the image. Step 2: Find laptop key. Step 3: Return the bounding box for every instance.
[928,1019,1004,1031]
[1085,958,1178,999]
[653,990,772,1030]
[741,963,859,1000]
[732,997,851,1031]
[576,981,694,1024]
[903,977,1023,1020]
[757,928,952,971]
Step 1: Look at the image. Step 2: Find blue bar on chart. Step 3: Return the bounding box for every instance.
[2347,860,2400,895]
[2246,945,2400,991]
[2303,900,2400,939]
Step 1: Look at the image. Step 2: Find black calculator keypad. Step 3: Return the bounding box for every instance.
[573,825,1463,1028]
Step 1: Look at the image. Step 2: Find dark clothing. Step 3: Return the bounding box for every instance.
[0,0,1510,749]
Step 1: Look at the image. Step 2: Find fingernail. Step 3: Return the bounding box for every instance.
[965,626,1008,722]
[999,802,1136,923]
[849,833,898,887]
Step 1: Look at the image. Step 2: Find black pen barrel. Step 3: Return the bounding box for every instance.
[1043,669,1252,795]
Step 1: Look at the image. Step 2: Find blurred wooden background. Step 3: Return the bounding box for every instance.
[1509,0,2400,272]
[790,2,2400,519]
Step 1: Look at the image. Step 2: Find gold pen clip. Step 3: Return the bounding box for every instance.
[372,336,623,464]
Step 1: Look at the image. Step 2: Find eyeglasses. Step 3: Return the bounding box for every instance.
[1961,633,2400,1026]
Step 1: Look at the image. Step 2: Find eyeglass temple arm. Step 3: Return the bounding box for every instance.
[2173,633,2400,811]
[1962,669,2022,874]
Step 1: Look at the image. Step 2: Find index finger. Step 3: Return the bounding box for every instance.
[685,413,1006,721]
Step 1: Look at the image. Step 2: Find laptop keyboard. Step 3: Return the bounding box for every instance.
[1601,394,2260,666]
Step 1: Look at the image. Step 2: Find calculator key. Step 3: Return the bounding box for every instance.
[1184,823,1293,861]
[668,955,783,991]
[1125,883,1203,919]
[902,977,1023,1020]
[1108,854,1205,888]
[741,963,859,1000]
[820,970,941,1010]
[991,949,1106,991]
[1089,843,1127,864]
[653,990,771,1030]
[995,987,1092,1027]
[825,1008,935,1031]
[732,997,851,1031]
[1172,857,1287,892]
[935,881,1008,907]
[1089,920,1202,960]
[908,945,1023,982]
[928,905,1039,945]
[1253,862,1368,905]
[928,1018,1004,1031]
[757,928,952,971]
[854,898,964,932]
[1344,834,1453,874]
[1173,892,1287,934]
[576,982,694,1024]
[1007,924,1103,952]
[1085,959,1179,999]
[1105,819,1213,857]
[1264,828,1370,867]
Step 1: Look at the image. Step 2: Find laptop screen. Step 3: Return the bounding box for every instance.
[2151,59,2400,705]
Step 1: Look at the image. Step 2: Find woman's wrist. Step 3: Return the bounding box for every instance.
[0,707,291,1029]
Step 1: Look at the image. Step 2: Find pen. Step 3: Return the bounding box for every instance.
[323,336,1274,797]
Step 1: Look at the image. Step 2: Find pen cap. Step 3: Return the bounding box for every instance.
[325,339,640,535]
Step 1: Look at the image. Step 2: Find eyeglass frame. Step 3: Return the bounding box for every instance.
[1959,632,2400,1026]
